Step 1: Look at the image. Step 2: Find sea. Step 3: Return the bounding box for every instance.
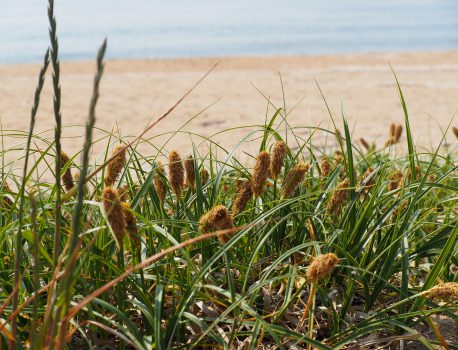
[0,0,457,64]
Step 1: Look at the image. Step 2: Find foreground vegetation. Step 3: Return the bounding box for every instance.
[1,1,458,349]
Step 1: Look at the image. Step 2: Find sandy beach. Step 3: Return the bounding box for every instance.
[1,51,458,166]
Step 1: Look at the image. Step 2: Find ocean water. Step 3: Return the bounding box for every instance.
[0,0,457,64]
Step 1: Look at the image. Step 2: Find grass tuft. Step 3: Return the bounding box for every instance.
[0,7,457,349]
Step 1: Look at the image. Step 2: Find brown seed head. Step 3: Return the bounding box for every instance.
[184,155,196,189]
[280,162,310,199]
[389,123,396,138]
[154,161,167,203]
[395,124,403,142]
[60,152,74,192]
[306,253,339,282]
[388,170,403,191]
[392,201,408,220]
[232,180,253,215]
[234,179,244,192]
[427,282,458,302]
[199,205,234,243]
[358,167,375,194]
[118,185,129,202]
[199,167,209,185]
[121,202,140,248]
[334,151,344,164]
[327,178,350,218]
[359,138,370,151]
[1,181,13,208]
[102,187,126,249]
[406,165,421,182]
[321,157,332,178]
[105,145,126,187]
[168,151,184,198]
[335,128,342,142]
[386,124,403,146]
[3,181,11,192]
[453,126,458,138]
[385,137,396,146]
[251,151,270,197]
[270,141,287,180]
[73,172,89,197]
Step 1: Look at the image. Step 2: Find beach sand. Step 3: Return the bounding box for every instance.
[1,51,457,168]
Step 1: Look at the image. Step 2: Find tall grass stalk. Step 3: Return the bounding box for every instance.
[48,0,63,270]
[53,39,107,349]
[10,49,50,349]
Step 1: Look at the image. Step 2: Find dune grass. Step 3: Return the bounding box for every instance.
[1,1,458,349]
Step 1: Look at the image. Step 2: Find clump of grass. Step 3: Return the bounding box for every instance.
[2,110,457,348]
[1,11,457,348]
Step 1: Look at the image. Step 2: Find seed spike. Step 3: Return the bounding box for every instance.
[154,161,167,203]
[306,253,339,282]
[121,202,140,249]
[1,181,13,208]
[280,162,310,199]
[427,282,458,302]
[251,151,270,197]
[102,187,126,249]
[388,170,403,191]
[118,185,129,202]
[357,167,375,194]
[321,157,332,178]
[232,180,252,215]
[184,155,196,189]
[168,151,184,198]
[270,141,287,181]
[105,145,126,187]
[359,138,370,151]
[395,124,403,142]
[60,152,74,192]
[199,167,209,185]
[327,178,350,218]
[199,205,234,243]
[453,126,458,138]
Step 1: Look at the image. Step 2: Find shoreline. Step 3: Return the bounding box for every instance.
[2,49,458,71]
[1,50,457,166]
